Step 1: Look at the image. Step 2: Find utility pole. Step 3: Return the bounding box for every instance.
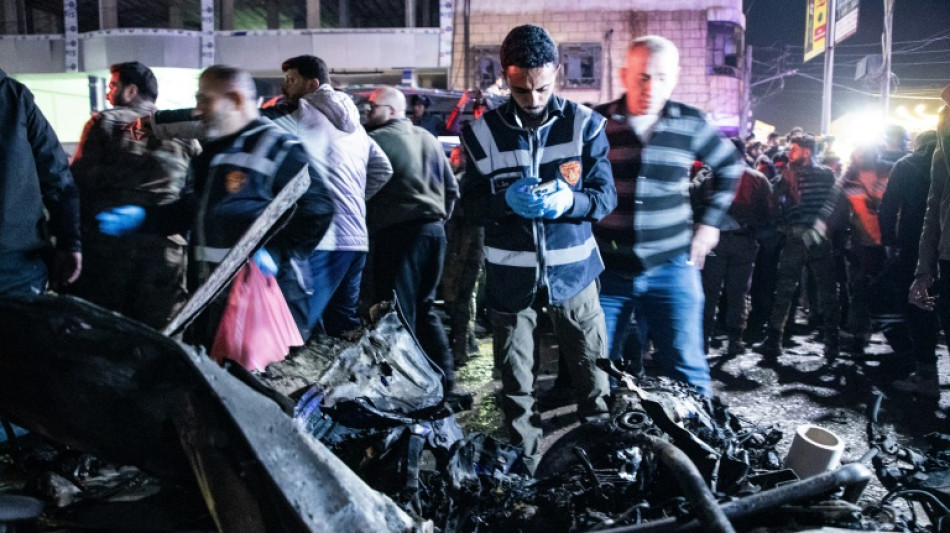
[820,0,837,135]
[739,46,752,139]
[882,0,895,121]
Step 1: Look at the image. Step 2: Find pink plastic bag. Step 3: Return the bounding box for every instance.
[211,261,303,371]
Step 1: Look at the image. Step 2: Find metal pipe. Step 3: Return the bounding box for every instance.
[598,462,872,533]
[635,435,735,533]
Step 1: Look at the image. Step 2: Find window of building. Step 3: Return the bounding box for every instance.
[707,21,743,78]
[472,45,502,91]
[559,43,601,90]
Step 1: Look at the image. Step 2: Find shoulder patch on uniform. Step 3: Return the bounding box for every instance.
[560,161,581,186]
[224,170,248,193]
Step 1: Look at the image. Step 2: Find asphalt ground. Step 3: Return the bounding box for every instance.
[453,315,950,503]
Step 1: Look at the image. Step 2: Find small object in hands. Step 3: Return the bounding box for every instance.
[531,179,559,196]
[96,205,145,236]
[506,177,545,218]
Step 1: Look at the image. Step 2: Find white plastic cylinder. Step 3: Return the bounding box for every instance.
[784,424,845,479]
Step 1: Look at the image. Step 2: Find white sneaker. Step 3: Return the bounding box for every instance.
[892,372,940,398]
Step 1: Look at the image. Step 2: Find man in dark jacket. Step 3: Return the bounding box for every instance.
[878,130,940,395]
[696,166,774,356]
[461,25,615,473]
[757,135,841,361]
[68,62,199,328]
[0,68,81,296]
[366,85,458,395]
[409,94,444,137]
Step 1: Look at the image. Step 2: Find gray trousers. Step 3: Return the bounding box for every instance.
[491,281,609,473]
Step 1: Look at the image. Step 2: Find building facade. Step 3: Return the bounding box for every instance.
[1,0,747,141]
[452,0,747,132]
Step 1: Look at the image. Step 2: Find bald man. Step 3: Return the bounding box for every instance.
[97,65,334,347]
[365,86,459,394]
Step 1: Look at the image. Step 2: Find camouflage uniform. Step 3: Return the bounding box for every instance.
[441,171,485,364]
[69,102,199,328]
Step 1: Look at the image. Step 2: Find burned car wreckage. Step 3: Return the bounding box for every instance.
[2,295,950,532]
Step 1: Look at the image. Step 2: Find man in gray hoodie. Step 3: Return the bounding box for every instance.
[267,56,393,340]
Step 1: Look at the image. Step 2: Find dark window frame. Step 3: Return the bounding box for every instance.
[707,21,743,78]
[559,42,602,90]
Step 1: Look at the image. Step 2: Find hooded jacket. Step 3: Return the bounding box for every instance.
[267,85,393,252]
[0,68,80,255]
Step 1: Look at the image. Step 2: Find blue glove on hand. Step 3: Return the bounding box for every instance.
[505,177,545,219]
[540,180,575,219]
[96,205,145,236]
[253,248,278,277]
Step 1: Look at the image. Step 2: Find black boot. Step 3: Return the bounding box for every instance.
[756,329,782,360]
[726,329,746,357]
[824,331,840,361]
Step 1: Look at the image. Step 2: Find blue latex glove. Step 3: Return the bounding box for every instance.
[505,177,545,219]
[540,180,575,219]
[253,248,278,277]
[96,205,145,236]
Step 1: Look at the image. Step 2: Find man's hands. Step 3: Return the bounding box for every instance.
[506,178,544,218]
[51,251,82,291]
[540,181,574,219]
[689,224,719,270]
[97,205,145,236]
[910,273,936,311]
[505,178,573,219]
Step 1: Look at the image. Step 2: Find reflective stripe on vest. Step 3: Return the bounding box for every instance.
[485,236,597,268]
[468,106,595,179]
[195,245,229,263]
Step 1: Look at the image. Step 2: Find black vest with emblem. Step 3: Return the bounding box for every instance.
[461,96,613,312]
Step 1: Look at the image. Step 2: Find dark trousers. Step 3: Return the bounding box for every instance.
[372,220,454,391]
[768,234,839,341]
[846,246,887,340]
[701,232,758,339]
[441,217,485,363]
[871,250,939,372]
[746,229,784,338]
[68,233,186,329]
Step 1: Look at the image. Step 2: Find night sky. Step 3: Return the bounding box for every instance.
[743,0,950,135]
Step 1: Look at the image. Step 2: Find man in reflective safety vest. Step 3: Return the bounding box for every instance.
[460,25,616,474]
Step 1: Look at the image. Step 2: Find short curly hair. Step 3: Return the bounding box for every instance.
[500,25,558,70]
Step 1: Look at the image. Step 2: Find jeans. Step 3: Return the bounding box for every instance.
[599,253,711,396]
[491,281,609,473]
[0,250,46,297]
[281,249,366,339]
[372,220,454,391]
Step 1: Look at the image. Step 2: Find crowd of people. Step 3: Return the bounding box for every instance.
[2,22,949,474]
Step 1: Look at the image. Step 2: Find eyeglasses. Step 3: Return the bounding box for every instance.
[369,102,393,111]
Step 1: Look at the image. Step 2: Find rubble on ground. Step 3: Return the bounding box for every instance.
[3,295,950,531]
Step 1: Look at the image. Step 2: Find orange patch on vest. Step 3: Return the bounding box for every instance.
[224,170,248,194]
[559,161,581,186]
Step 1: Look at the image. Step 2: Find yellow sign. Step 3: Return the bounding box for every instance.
[804,0,829,62]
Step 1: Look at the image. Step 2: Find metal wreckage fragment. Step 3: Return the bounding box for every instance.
[4,295,950,532]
